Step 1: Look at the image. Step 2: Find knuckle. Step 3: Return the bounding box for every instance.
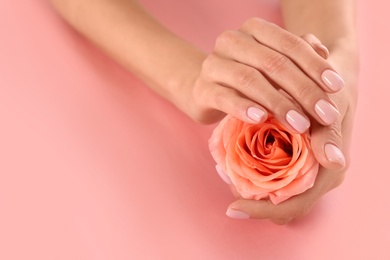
[300,33,316,43]
[215,30,240,49]
[295,83,316,101]
[201,55,213,71]
[188,91,221,124]
[189,110,206,123]
[211,89,242,119]
[327,123,343,141]
[262,53,290,74]
[242,17,263,30]
[235,68,259,90]
[242,17,277,30]
[301,33,314,39]
[281,33,305,53]
[200,55,218,79]
[266,95,290,115]
[303,56,326,74]
[213,89,228,109]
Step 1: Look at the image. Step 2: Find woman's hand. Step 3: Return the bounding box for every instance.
[219,46,359,224]
[187,18,344,136]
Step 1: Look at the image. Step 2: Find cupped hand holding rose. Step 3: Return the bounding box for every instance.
[209,47,358,224]
[188,17,356,223]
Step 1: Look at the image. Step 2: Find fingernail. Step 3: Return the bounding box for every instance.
[247,107,265,123]
[315,99,340,125]
[321,70,345,91]
[286,110,310,133]
[215,165,231,185]
[226,208,250,219]
[316,44,329,59]
[324,143,346,167]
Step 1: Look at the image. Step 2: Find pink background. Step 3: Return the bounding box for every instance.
[1,0,389,259]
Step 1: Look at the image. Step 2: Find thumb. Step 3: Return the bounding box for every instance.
[310,119,346,170]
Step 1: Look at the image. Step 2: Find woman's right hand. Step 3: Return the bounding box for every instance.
[188,18,344,134]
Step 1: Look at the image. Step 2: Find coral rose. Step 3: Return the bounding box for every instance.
[209,115,319,205]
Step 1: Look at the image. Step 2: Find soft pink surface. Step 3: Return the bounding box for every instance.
[0,0,389,259]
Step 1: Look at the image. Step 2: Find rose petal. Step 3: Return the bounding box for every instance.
[269,161,320,204]
[209,116,239,171]
[209,115,320,205]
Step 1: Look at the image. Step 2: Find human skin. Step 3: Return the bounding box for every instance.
[224,0,358,223]
[50,0,358,223]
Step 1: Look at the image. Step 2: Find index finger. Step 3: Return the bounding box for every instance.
[240,18,345,92]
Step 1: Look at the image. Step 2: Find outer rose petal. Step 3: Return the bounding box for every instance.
[269,161,320,204]
[209,116,234,172]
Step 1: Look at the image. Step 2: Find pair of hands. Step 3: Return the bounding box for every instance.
[185,18,358,224]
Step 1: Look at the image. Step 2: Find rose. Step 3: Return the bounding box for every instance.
[209,115,320,205]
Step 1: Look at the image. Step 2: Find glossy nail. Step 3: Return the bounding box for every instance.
[247,107,265,123]
[215,165,231,185]
[324,143,346,167]
[286,110,310,133]
[226,208,250,219]
[321,70,345,91]
[315,99,340,125]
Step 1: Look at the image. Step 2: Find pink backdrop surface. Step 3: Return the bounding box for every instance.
[0,0,389,259]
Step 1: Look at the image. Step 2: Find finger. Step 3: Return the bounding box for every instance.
[215,165,232,185]
[310,119,346,170]
[195,80,269,124]
[203,54,310,133]
[226,198,311,223]
[240,18,344,92]
[300,33,329,59]
[214,30,340,127]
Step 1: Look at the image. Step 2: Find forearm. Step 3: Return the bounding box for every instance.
[50,0,205,110]
[281,0,357,53]
[281,0,358,107]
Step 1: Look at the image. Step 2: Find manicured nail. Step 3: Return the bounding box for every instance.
[286,110,310,133]
[315,44,329,59]
[324,143,346,167]
[215,165,231,185]
[321,70,345,91]
[315,99,340,125]
[247,107,265,123]
[226,208,250,219]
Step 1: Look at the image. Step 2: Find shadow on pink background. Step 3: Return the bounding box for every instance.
[0,0,389,259]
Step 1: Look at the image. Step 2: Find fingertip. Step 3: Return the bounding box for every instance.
[324,143,346,169]
[246,106,268,124]
[226,208,251,219]
[311,141,346,170]
[215,165,232,185]
[310,123,345,170]
[227,199,274,220]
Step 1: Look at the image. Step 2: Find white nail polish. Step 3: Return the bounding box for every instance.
[226,208,250,219]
